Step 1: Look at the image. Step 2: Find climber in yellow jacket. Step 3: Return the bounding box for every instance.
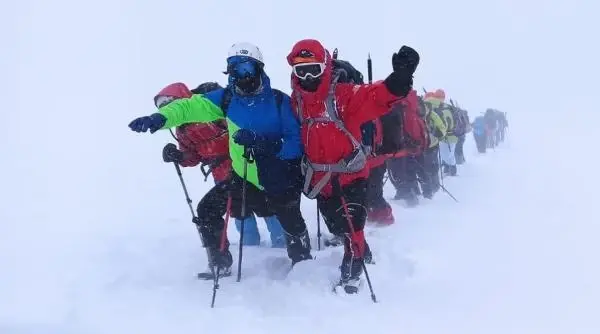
[420,91,448,198]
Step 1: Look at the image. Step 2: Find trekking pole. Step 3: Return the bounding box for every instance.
[367,53,373,84]
[435,149,459,202]
[172,162,197,219]
[211,194,232,308]
[316,202,322,251]
[237,147,253,282]
[333,178,377,303]
[170,160,228,307]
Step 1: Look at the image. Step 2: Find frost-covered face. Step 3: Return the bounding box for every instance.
[227,56,263,94]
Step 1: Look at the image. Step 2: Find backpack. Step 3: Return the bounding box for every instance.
[375,97,429,155]
[330,59,377,154]
[451,107,468,137]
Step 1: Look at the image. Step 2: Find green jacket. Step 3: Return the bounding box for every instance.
[156,94,263,188]
[424,99,448,148]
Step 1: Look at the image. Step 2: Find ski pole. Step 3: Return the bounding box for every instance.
[367,53,373,84]
[171,160,226,308]
[211,194,232,308]
[237,147,253,282]
[333,177,377,303]
[316,202,322,251]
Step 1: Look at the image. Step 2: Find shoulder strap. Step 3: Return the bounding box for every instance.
[220,88,233,116]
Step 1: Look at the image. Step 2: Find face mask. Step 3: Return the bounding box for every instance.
[299,76,321,92]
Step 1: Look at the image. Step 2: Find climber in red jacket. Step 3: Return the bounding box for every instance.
[286,39,419,293]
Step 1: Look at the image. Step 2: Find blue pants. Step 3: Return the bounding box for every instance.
[234,215,285,248]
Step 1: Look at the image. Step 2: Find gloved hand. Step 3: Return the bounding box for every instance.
[162,143,184,163]
[233,129,282,156]
[385,45,420,97]
[392,46,420,75]
[128,113,166,133]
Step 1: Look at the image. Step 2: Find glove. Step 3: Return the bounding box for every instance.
[392,46,420,75]
[162,143,184,163]
[128,113,166,133]
[232,129,257,146]
[384,46,420,98]
[233,129,282,156]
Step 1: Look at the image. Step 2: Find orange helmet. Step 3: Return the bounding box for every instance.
[435,89,446,101]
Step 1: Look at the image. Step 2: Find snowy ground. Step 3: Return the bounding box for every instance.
[4,117,599,334]
[5,0,600,333]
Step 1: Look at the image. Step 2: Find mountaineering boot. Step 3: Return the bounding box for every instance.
[285,229,313,266]
[235,216,261,246]
[197,247,233,280]
[195,218,233,280]
[336,232,366,294]
[324,234,344,247]
[264,215,286,248]
[448,165,457,176]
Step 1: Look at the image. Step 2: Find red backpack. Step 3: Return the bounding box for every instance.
[374,90,429,156]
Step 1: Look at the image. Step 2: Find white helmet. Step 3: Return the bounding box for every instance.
[227,42,264,64]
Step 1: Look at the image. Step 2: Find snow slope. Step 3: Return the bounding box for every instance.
[4,0,600,333]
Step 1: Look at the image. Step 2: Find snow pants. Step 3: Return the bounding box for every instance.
[195,181,230,250]
[317,178,368,258]
[455,135,466,164]
[439,140,457,167]
[387,156,419,200]
[473,133,486,153]
[229,172,310,261]
[420,146,441,197]
[366,163,390,210]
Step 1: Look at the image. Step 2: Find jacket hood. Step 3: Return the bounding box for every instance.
[154,82,192,105]
[287,39,332,100]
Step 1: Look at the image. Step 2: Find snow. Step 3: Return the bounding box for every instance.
[4,0,600,333]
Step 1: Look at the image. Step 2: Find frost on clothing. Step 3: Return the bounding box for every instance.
[157,73,302,194]
[176,122,231,183]
[287,39,405,197]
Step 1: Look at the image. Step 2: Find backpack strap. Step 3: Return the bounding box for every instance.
[295,72,368,199]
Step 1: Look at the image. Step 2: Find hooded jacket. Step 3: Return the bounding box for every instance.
[156,73,302,195]
[154,83,231,183]
[287,39,409,197]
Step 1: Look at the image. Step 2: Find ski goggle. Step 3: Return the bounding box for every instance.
[155,95,175,108]
[292,62,325,80]
[227,56,259,78]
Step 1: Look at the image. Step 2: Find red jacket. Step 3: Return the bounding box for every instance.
[155,82,232,183]
[287,39,406,197]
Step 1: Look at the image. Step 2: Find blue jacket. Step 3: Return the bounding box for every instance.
[200,72,303,195]
[472,116,486,137]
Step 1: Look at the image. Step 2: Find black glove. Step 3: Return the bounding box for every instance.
[392,46,419,74]
[162,143,184,163]
[385,46,420,97]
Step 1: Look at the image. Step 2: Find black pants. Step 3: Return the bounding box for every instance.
[196,181,230,249]
[229,173,306,236]
[366,163,389,210]
[318,178,367,236]
[420,146,440,196]
[387,156,419,200]
[455,135,466,163]
[474,133,486,153]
